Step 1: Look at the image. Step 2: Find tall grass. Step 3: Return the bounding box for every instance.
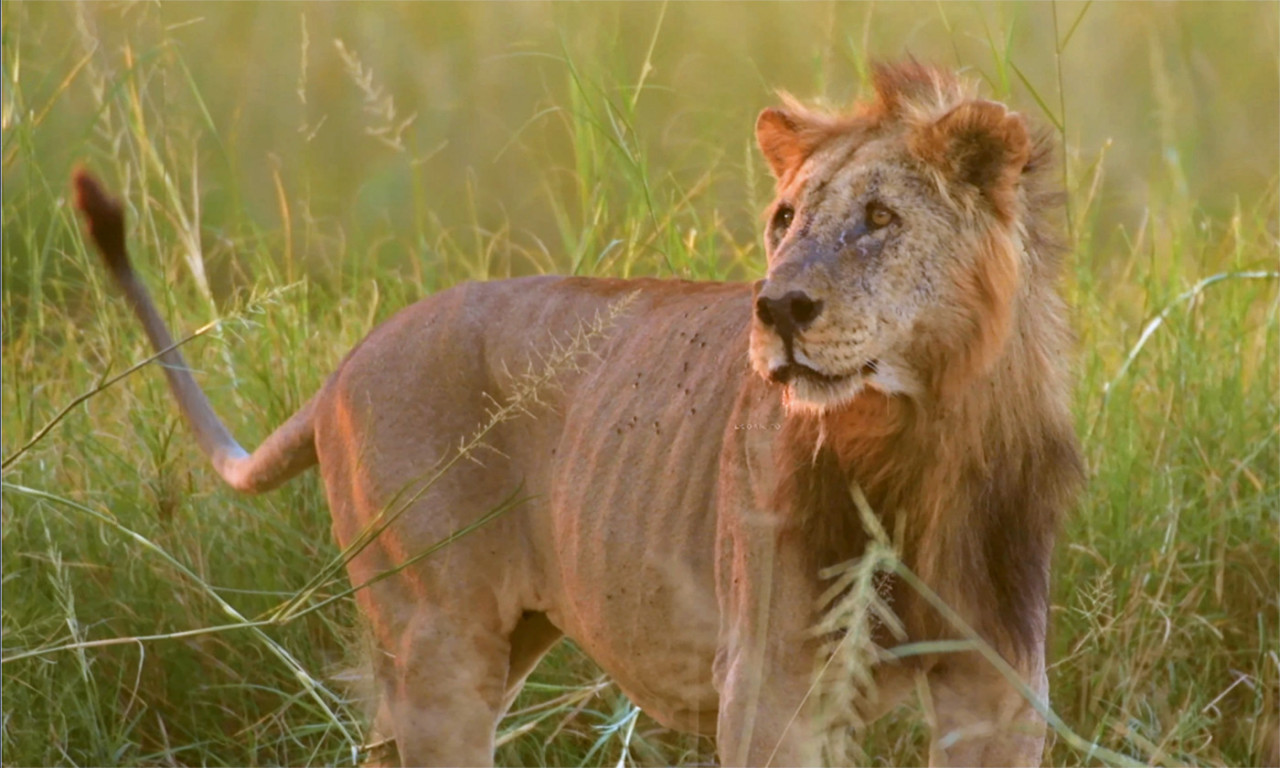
[3,3,1277,766]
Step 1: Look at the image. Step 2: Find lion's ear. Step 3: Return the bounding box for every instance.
[756,107,825,179]
[910,100,1031,221]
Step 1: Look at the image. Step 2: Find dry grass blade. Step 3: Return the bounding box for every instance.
[333,38,416,152]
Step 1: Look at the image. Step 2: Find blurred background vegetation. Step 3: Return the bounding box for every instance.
[2,2,1276,766]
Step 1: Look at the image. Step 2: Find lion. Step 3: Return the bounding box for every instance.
[73,61,1081,767]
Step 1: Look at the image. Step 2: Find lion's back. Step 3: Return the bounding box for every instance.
[313,273,755,539]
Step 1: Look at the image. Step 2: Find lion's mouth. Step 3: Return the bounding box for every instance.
[767,359,878,386]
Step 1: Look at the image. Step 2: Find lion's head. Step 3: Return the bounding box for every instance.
[751,63,1055,413]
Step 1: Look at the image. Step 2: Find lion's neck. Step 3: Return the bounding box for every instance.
[772,389,913,574]
[774,333,1078,659]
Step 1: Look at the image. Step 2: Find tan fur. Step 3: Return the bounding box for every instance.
[75,62,1081,767]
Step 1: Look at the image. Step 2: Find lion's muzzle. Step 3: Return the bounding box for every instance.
[754,288,822,352]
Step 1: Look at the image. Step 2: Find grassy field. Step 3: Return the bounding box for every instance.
[2,2,1277,766]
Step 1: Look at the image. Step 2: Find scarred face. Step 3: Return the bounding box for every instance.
[749,90,1032,412]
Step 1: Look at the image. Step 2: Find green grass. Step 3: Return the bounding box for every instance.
[3,2,1277,766]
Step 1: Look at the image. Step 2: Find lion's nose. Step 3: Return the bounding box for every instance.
[755,290,822,343]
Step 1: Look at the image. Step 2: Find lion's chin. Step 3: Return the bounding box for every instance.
[765,359,919,413]
[781,372,868,413]
[752,345,905,413]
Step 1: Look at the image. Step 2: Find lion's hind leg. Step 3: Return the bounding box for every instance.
[360,607,560,767]
[375,608,516,767]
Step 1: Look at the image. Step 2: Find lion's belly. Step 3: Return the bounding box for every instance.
[546,423,725,728]
[541,284,756,730]
[546,448,723,727]
[546,529,722,732]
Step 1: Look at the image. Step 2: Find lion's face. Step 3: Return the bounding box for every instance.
[751,136,957,408]
[750,70,1031,412]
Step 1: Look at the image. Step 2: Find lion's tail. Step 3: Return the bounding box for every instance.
[72,168,318,494]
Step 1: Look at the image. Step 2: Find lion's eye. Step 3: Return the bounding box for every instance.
[867,202,896,230]
[771,204,795,235]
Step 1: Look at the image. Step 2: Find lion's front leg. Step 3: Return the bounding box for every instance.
[715,639,820,767]
[713,522,824,767]
[923,650,1049,767]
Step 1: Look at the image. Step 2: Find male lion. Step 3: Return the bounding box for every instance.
[75,62,1081,767]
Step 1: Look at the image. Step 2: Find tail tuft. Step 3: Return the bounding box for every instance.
[71,167,131,280]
